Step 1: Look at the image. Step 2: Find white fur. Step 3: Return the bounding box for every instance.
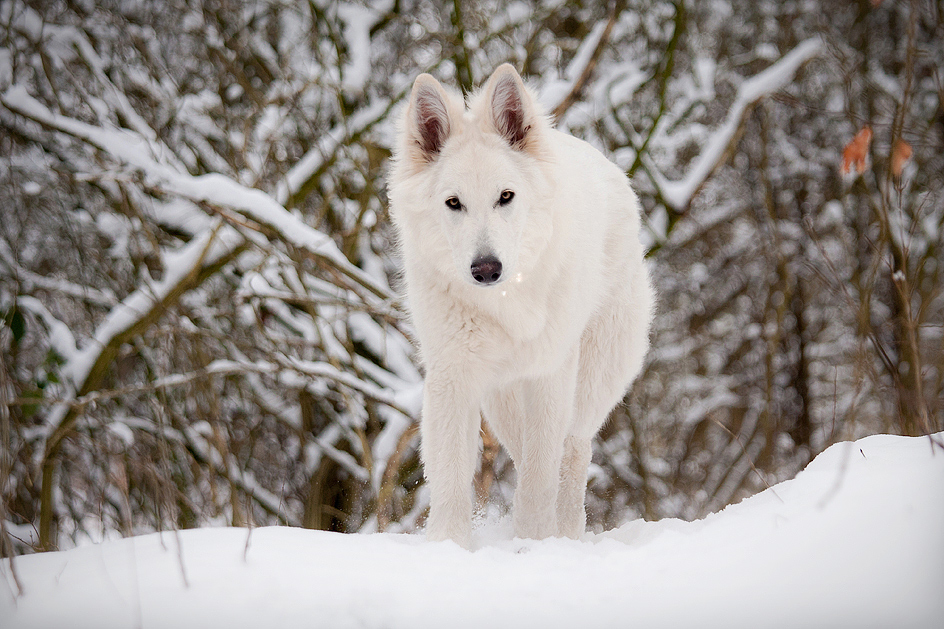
[388,64,654,548]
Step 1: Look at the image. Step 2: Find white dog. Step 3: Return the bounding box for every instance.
[388,64,653,548]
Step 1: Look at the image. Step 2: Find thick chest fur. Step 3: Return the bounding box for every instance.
[409,244,605,385]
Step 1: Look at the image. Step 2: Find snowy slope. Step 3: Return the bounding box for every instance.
[2,432,942,629]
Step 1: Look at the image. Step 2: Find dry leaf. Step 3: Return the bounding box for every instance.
[841,126,872,177]
[890,138,913,177]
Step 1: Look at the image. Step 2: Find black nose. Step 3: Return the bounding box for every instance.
[471,256,502,285]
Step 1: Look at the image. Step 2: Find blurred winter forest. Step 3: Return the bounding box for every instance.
[1,0,942,554]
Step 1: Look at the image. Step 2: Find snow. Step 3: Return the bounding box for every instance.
[20,181,41,195]
[60,222,242,390]
[540,19,610,112]
[336,3,380,95]
[0,86,389,299]
[2,432,941,629]
[649,37,822,210]
[14,297,78,363]
[275,97,393,207]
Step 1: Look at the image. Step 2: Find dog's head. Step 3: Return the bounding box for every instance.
[390,64,552,289]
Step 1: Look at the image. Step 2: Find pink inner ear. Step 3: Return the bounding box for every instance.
[492,76,528,148]
[414,88,449,159]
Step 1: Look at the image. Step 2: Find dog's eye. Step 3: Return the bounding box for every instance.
[498,190,515,206]
[445,196,462,211]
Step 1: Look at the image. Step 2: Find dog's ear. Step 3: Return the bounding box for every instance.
[407,74,452,162]
[485,64,534,151]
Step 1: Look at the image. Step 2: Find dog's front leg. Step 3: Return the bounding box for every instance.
[420,373,481,548]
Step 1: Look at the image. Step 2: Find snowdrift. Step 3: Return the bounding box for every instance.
[2,432,942,629]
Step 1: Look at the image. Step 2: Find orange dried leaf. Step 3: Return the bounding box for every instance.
[891,138,913,177]
[841,126,873,177]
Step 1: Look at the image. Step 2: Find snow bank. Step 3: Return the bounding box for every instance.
[2,432,941,629]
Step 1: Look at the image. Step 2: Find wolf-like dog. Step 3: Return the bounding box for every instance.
[388,64,654,548]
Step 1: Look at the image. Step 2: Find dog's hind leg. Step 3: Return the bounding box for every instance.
[512,351,578,540]
[557,435,592,538]
[563,272,653,536]
[482,384,526,466]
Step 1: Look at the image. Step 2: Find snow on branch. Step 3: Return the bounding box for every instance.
[275,96,397,209]
[179,423,301,526]
[39,222,244,464]
[0,237,117,307]
[49,356,415,424]
[336,1,396,96]
[0,87,393,302]
[65,224,242,391]
[14,296,78,364]
[646,37,823,211]
[30,220,245,547]
[544,6,621,121]
[6,3,184,170]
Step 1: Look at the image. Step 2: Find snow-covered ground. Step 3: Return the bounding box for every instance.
[2,432,942,629]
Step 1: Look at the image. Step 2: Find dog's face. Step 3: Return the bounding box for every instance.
[433,138,530,286]
[394,65,549,288]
